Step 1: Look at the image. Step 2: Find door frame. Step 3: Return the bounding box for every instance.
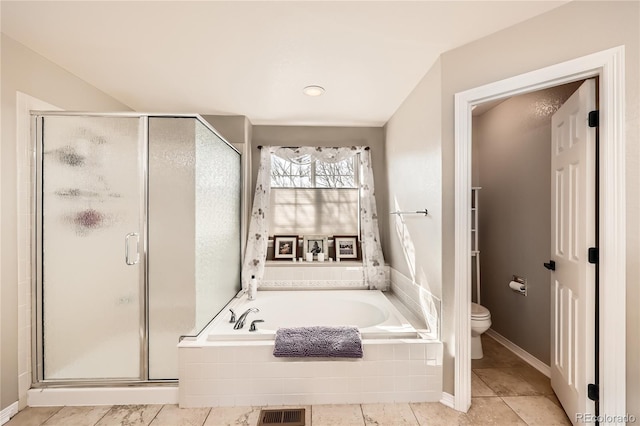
[453,46,626,418]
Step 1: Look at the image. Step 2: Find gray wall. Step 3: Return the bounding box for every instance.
[1,34,132,409]
[251,125,389,258]
[385,1,639,414]
[472,82,581,365]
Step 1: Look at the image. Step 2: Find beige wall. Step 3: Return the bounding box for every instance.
[473,82,581,365]
[385,58,442,296]
[384,58,447,375]
[201,115,248,145]
[251,125,389,258]
[0,34,131,409]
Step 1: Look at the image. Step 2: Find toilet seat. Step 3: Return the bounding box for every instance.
[471,302,491,319]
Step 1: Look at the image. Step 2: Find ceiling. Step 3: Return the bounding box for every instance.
[2,1,568,126]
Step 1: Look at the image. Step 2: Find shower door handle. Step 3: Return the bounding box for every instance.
[125,232,140,265]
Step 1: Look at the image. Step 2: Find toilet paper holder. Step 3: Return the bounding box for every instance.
[510,275,527,296]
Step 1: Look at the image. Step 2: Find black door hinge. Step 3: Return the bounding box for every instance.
[588,247,599,264]
[588,110,599,128]
[588,383,599,401]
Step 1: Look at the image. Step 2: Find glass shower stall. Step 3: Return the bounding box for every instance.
[32,113,241,384]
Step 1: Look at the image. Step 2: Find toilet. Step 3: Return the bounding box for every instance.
[471,302,492,359]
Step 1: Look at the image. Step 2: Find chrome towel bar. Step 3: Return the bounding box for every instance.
[390,209,428,216]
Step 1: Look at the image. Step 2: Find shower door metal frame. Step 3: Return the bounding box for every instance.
[31,112,150,386]
[31,112,241,388]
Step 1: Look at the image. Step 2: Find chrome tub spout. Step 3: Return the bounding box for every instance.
[233,308,260,329]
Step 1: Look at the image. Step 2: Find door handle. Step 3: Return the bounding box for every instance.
[544,260,556,271]
[125,232,140,265]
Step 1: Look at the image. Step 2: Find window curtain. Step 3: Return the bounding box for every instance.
[242,146,387,290]
[359,149,387,290]
[241,146,275,291]
[272,146,359,165]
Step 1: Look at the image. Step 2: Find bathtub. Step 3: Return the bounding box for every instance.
[178,289,443,407]
[207,290,418,341]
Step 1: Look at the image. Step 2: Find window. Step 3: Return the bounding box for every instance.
[270,155,311,188]
[271,155,357,188]
[269,154,359,235]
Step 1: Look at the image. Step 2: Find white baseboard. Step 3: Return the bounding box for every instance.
[440,392,455,409]
[486,329,551,377]
[0,402,19,425]
[28,386,178,407]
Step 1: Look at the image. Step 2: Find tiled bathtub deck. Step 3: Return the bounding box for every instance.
[8,336,571,425]
[179,339,443,407]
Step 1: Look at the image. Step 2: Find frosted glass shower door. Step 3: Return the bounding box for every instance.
[148,117,241,379]
[37,115,144,380]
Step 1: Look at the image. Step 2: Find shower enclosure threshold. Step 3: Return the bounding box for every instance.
[27,386,178,407]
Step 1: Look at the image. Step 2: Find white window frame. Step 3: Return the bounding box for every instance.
[270,155,359,189]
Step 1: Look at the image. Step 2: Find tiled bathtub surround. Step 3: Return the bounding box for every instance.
[179,284,441,408]
[390,269,441,340]
[260,262,390,289]
[178,340,443,408]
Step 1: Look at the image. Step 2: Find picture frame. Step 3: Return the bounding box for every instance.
[333,235,359,260]
[273,235,299,260]
[303,235,328,260]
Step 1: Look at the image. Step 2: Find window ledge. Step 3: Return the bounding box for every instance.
[265,260,363,267]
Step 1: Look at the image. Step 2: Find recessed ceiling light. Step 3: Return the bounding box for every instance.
[303,85,325,97]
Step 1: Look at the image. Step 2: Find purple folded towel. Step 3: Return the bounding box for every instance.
[273,326,363,358]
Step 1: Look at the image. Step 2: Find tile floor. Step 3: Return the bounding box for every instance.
[6,335,571,426]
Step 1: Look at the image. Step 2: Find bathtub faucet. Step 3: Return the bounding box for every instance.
[233,308,260,330]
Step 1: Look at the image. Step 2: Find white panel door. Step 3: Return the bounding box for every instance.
[550,79,596,424]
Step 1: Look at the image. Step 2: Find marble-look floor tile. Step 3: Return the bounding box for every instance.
[461,397,526,425]
[361,403,418,426]
[96,405,163,426]
[312,404,365,426]
[42,406,112,426]
[507,365,554,395]
[149,405,210,426]
[471,336,527,369]
[204,406,261,426]
[410,402,465,426]
[5,406,62,426]
[473,368,541,396]
[502,396,571,425]
[546,393,564,408]
[471,371,496,397]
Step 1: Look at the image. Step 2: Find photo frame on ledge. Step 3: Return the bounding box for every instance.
[303,235,328,260]
[273,235,299,260]
[334,235,359,261]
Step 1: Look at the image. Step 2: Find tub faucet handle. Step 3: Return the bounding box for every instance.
[249,319,264,332]
[229,309,236,323]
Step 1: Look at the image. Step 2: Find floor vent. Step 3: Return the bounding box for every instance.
[257,408,305,425]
